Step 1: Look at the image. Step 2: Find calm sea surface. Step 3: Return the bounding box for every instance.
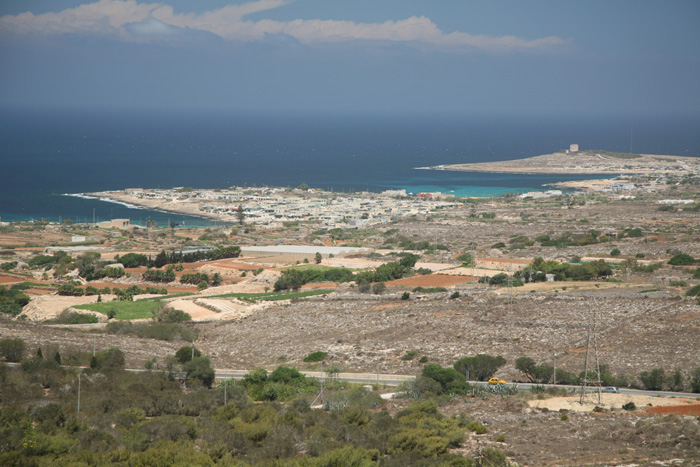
[1,110,698,226]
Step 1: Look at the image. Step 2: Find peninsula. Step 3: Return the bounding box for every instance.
[434,148,700,176]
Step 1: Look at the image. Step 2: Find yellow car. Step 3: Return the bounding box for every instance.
[488,377,506,385]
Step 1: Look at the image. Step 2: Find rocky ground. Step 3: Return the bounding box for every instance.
[2,183,699,466]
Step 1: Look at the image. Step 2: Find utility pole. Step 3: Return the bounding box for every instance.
[320,361,324,404]
[191,339,195,361]
[552,353,557,386]
[224,379,227,405]
[93,336,96,357]
[579,306,602,405]
[465,363,470,382]
[376,354,379,386]
[77,373,81,416]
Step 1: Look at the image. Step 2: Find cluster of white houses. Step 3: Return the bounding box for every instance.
[123,187,463,227]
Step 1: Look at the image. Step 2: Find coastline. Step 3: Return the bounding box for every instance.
[77,192,226,223]
[431,151,700,176]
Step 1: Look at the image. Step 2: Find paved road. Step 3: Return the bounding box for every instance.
[4,363,697,398]
[214,369,700,398]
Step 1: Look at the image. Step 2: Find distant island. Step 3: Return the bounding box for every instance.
[432,148,700,176]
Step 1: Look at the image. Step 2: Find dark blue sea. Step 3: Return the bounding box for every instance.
[1,109,698,227]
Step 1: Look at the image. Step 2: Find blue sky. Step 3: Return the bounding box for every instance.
[1,0,699,115]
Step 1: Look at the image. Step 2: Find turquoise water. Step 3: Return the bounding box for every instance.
[1,110,697,226]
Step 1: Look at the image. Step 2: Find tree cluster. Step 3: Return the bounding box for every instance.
[519,257,612,282]
[0,285,30,316]
[152,246,241,269]
[354,255,419,285]
[274,267,355,291]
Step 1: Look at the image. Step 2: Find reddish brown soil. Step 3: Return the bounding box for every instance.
[25,288,54,295]
[386,274,474,288]
[646,404,700,416]
[0,276,22,284]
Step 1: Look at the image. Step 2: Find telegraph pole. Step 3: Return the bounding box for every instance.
[376,354,379,386]
[320,361,324,404]
[77,373,81,416]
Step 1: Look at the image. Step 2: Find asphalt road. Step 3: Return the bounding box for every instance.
[4,363,697,398]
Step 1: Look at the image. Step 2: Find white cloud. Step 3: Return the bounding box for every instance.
[0,0,564,51]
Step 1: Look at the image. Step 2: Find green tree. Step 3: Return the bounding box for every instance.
[212,273,222,286]
[515,357,537,382]
[610,248,621,257]
[0,338,26,362]
[640,368,665,390]
[75,251,102,278]
[118,253,149,268]
[184,357,215,388]
[315,252,322,264]
[456,252,474,267]
[667,368,684,392]
[691,367,700,393]
[454,354,506,381]
[668,253,694,265]
[175,346,201,364]
[95,348,125,371]
[399,254,420,269]
[236,204,245,226]
[421,364,469,394]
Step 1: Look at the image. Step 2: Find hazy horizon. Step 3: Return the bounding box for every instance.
[1,1,699,116]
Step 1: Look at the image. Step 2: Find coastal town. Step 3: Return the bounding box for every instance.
[2,150,700,467]
[84,186,465,227]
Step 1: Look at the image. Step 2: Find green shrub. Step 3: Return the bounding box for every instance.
[0,338,26,362]
[622,402,636,411]
[184,357,215,388]
[466,420,488,434]
[640,368,665,390]
[0,261,17,271]
[401,350,418,361]
[105,321,196,342]
[50,310,98,324]
[668,253,695,265]
[175,346,201,364]
[454,354,506,381]
[412,286,447,293]
[303,351,327,362]
[94,348,125,371]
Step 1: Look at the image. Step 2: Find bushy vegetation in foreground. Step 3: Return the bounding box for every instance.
[0,355,496,466]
